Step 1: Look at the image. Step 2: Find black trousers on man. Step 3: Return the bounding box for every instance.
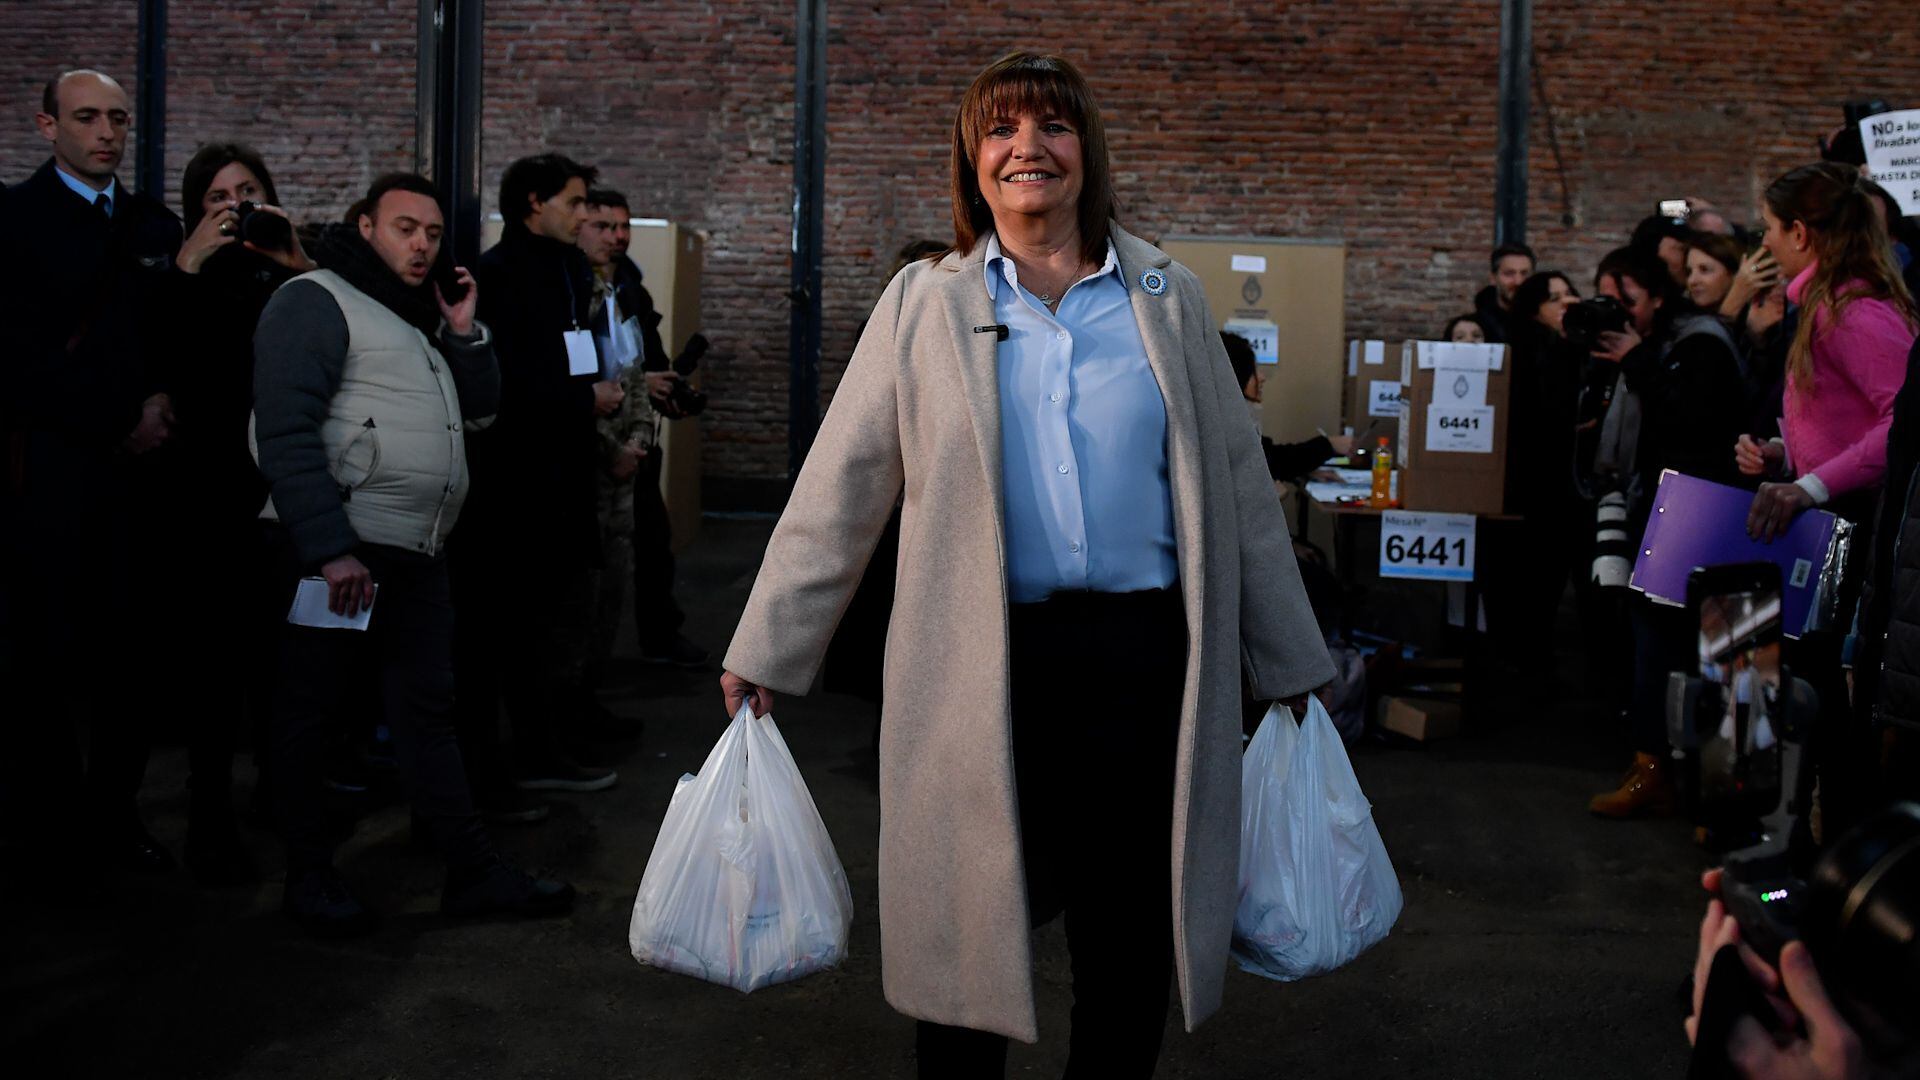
[270,538,490,875]
[917,586,1187,1080]
[1,480,144,851]
[631,451,686,650]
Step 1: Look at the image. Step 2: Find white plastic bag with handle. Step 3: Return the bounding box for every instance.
[629,705,853,992]
[1232,697,1403,981]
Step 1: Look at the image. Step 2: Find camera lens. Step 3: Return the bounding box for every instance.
[1803,802,1920,1057]
[235,201,293,251]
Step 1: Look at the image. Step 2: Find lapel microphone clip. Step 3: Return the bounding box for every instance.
[973,324,1010,341]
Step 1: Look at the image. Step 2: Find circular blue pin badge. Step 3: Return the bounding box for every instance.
[1140,270,1167,296]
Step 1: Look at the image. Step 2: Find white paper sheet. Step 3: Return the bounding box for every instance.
[287,577,376,631]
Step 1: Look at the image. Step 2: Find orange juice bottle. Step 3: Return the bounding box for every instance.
[1368,436,1392,508]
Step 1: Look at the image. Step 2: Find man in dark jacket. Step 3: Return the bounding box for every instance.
[253,172,572,935]
[1471,242,1535,345]
[0,70,182,873]
[465,154,623,792]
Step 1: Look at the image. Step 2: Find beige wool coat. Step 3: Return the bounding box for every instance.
[724,224,1334,1042]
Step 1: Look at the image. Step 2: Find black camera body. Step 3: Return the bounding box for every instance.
[233,201,293,252]
[1562,294,1630,352]
[659,333,710,419]
[1673,563,1920,1067]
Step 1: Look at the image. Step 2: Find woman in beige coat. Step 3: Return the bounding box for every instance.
[721,53,1332,1078]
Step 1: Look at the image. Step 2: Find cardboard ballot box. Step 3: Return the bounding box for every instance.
[1393,341,1509,515]
[1159,236,1346,446]
[1343,339,1403,460]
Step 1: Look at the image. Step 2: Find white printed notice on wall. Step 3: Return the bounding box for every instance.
[1863,109,1920,216]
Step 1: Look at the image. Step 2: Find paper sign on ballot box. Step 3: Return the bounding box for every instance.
[1378,510,1476,582]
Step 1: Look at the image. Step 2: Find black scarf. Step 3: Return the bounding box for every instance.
[309,223,443,337]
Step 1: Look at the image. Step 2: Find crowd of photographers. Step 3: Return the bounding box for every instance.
[0,69,715,932]
[1443,133,1920,1073]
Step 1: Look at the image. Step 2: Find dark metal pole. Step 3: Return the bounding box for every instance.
[1493,0,1531,245]
[417,0,485,269]
[787,0,828,477]
[134,0,167,198]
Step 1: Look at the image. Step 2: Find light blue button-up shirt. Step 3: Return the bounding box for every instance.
[55,164,116,217]
[985,232,1178,604]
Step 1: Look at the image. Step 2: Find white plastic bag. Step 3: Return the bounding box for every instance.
[628,705,853,992]
[1231,697,1402,981]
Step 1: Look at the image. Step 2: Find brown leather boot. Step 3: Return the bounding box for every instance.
[1588,752,1677,818]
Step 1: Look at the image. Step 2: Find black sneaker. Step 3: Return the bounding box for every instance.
[638,633,710,669]
[515,753,618,793]
[442,856,575,918]
[283,868,377,938]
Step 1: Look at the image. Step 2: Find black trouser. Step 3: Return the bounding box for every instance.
[1629,593,1694,755]
[631,451,685,649]
[270,539,491,876]
[917,587,1187,1080]
[1,493,142,845]
[447,534,517,802]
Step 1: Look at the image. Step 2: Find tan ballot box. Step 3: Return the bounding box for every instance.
[1342,338,1403,460]
[1159,236,1346,446]
[627,220,705,553]
[1393,340,1510,515]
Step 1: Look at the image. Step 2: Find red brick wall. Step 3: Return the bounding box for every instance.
[5,1,1913,483]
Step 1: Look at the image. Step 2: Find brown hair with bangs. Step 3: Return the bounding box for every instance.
[949,52,1117,266]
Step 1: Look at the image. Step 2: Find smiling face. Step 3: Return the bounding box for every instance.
[974,112,1084,230]
[1492,254,1533,307]
[37,72,130,186]
[1686,248,1734,309]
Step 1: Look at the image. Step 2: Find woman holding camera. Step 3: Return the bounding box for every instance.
[1484,272,1590,673]
[162,143,315,884]
[1583,247,1748,818]
[719,52,1332,1076]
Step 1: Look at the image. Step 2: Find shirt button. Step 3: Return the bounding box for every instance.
[1055,331,1069,341]
[1048,393,1061,403]
[1056,463,1070,475]
[1069,542,1081,553]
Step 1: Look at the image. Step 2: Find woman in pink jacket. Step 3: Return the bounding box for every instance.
[1736,162,1919,535]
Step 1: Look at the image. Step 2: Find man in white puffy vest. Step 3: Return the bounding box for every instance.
[252,173,573,936]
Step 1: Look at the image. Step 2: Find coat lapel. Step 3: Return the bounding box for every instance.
[937,250,1008,563]
[1113,229,1204,581]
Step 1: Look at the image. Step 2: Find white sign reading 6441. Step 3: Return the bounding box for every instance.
[1378,511,1476,582]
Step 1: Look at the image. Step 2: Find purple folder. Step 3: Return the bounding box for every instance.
[1629,470,1845,638]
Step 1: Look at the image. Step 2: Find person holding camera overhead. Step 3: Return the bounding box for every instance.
[720,52,1332,1077]
[162,142,316,884]
[1583,246,1747,818]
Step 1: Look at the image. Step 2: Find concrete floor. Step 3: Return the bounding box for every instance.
[1,518,1706,1079]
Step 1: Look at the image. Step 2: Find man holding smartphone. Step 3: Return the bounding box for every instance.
[252,172,574,934]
